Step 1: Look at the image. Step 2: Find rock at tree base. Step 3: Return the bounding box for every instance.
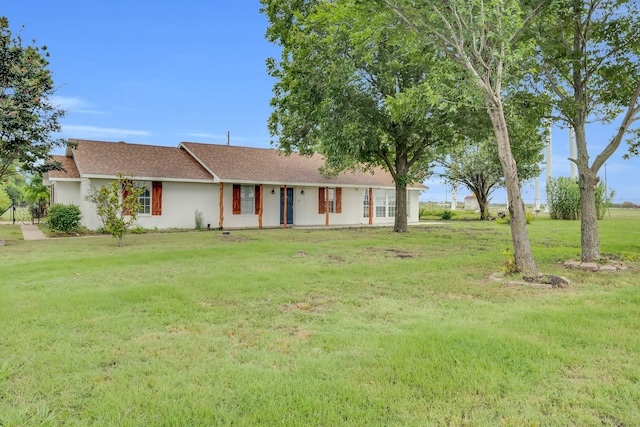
[523,274,570,288]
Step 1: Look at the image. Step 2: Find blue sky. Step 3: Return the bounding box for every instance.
[5,1,640,205]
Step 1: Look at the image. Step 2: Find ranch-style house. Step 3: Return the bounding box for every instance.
[44,139,425,230]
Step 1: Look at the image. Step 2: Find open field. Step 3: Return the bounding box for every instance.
[1,217,639,425]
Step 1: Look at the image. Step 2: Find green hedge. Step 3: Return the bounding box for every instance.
[48,204,82,233]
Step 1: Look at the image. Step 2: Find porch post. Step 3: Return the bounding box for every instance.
[325,186,329,226]
[283,185,288,228]
[258,184,263,229]
[219,183,224,229]
[369,188,373,225]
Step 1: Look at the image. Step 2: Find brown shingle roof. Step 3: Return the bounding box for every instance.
[68,139,213,180]
[46,155,80,179]
[47,139,426,189]
[180,142,406,188]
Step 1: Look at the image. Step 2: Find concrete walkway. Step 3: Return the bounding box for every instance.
[20,224,48,240]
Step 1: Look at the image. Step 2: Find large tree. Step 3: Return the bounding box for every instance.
[441,138,543,220]
[441,96,547,220]
[531,0,640,261]
[0,17,67,182]
[385,0,545,274]
[262,0,462,232]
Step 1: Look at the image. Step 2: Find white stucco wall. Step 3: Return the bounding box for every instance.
[51,180,81,206]
[52,178,422,230]
[136,181,218,230]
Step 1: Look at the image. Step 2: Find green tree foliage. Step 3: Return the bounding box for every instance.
[23,172,49,204]
[442,137,543,220]
[85,174,145,247]
[441,98,546,220]
[1,164,25,205]
[0,17,68,182]
[530,0,640,261]
[47,203,81,233]
[384,0,544,274]
[262,0,462,232]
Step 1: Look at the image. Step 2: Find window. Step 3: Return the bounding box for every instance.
[388,191,396,218]
[136,182,151,214]
[328,188,335,213]
[241,185,254,214]
[374,189,396,218]
[318,187,342,214]
[375,190,387,218]
[233,184,261,215]
[363,190,370,218]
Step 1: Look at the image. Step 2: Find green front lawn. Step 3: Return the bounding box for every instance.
[1,219,639,425]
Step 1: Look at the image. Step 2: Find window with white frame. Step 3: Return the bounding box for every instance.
[388,191,396,218]
[363,190,370,218]
[241,185,255,214]
[406,194,411,218]
[328,188,335,213]
[136,181,151,214]
[374,189,396,218]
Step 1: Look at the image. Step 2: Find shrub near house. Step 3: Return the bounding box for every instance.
[47,204,81,233]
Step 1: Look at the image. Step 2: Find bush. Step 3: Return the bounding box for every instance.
[441,210,455,220]
[547,177,614,220]
[47,204,82,233]
[546,177,580,220]
[195,209,204,230]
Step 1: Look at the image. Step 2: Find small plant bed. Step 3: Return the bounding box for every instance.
[562,258,633,272]
[489,271,570,289]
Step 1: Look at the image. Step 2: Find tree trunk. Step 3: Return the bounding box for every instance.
[394,180,408,232]
[573,121,601,261]
[579,170,600,261]
[474,189,490,220]
[487,102,538,275]
[393,153,409,233]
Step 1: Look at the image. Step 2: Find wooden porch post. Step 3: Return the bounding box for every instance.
[258,184,263,229]
[369,187,373,225]
[325,186,329,226]
[283,185,287,228]
[219,183,224,229]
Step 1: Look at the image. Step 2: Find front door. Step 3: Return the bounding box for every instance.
[280,187,294,225]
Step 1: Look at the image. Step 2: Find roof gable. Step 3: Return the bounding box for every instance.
[46,155,80,179]
[68,139,213,180]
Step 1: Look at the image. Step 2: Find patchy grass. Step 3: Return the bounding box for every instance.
[0,220,639,425]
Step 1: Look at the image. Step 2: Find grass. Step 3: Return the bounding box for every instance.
[1,216,639,425]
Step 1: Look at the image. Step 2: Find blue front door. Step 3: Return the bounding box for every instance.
[280,187,294,225]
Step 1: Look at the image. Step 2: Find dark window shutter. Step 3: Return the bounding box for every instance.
[152,181,162,215]
[318,187,325,214]
[336,187,342,213]
[122,186,131,215]
[232,184,241,215]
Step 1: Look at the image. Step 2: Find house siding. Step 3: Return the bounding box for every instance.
[136,181,217,229]
[52,181,82,207]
